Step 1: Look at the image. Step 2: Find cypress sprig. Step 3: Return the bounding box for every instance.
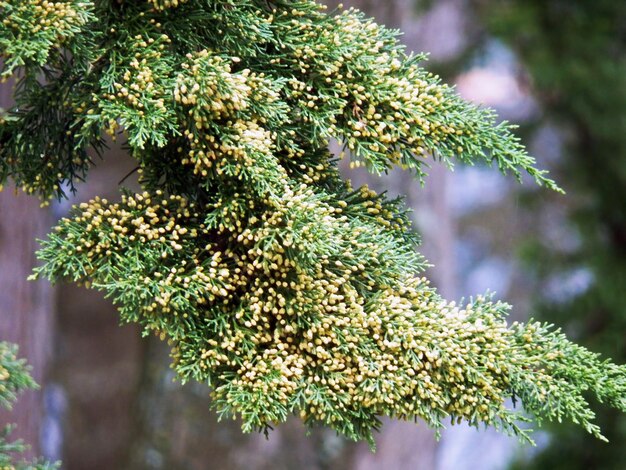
[2,0,624,449]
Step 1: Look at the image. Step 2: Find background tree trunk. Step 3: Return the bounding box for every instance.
[0,83,55,460]
[49,147,147,470]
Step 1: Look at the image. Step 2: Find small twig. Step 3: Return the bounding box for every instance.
[118,166,139,185]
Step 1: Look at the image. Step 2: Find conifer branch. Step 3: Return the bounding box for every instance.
[1,0,622,449]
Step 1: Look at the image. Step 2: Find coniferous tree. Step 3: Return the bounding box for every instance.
[1,0,625,448]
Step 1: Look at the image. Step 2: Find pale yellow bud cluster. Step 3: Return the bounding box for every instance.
[0,365,9,381]
[56,192,258,322]
[0,0,90,79]
[181,119,275,180]
[1,0,83,36]
[340,61,462,164]
[273,8,468,169]
[172,50,288,180]
[101,34,174,145]
[174,50,252,121]
[145,0,187,10]
[191,265,521,431]
[105,34,172,124]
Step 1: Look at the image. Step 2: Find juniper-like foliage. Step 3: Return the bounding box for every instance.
[0,342,58,469]
[1,0,625,448]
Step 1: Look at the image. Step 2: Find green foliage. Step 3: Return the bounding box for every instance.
[1,0,624,448]
[476,0,626,467]
[0,0,92,80]
[0,342,36,410]
[0,342,59,470]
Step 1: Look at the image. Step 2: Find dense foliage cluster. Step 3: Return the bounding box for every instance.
[1,0,625,447]
[0,342,58,469]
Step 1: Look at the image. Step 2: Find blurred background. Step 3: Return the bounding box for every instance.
[1,0,625,468]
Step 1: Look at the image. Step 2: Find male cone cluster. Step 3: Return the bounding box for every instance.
[1,0,625,447]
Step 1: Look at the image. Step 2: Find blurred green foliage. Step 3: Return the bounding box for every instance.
[478,1,626,468]
[0,342,58,469]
